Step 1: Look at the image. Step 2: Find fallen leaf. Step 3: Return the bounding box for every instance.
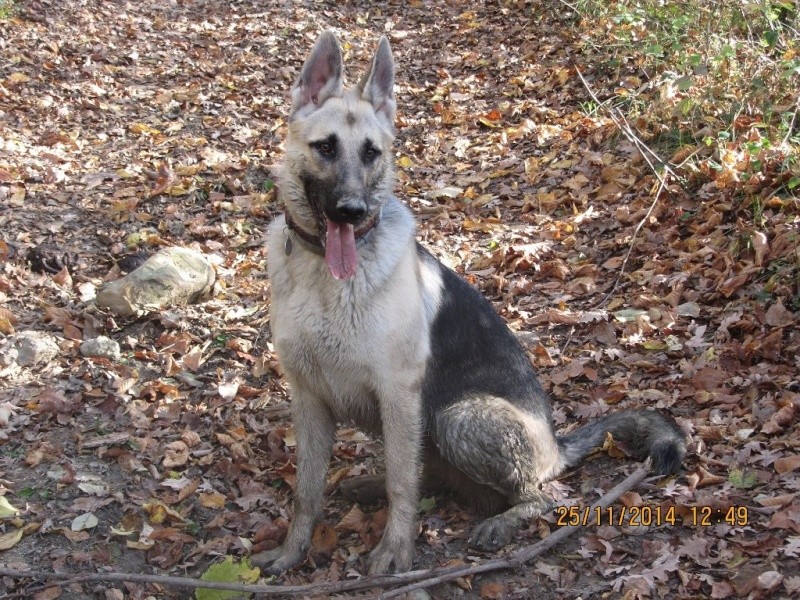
[0,497,20,518]
[6,72,31,85]
[62,529,90,542]
[218,380,239,401]
[765,299,794,327]
[336,505,368,534]
[197,556,260,600]
[199,492,227,509]
[0,528,23,550]
[427,186,463,200]
[311,522,338,556]
[143,501,185,525]
[480,581,507,599]
[129,123,161,136]
[774,455,800,475]
[71,512,99,531]
[32,586,62,600]
[0,402,20,427]
[162,441,189,468]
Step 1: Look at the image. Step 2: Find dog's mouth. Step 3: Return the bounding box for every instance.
[324,218,358,281]
[283,209,378,282]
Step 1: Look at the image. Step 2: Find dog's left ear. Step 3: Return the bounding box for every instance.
[358,36,396,130]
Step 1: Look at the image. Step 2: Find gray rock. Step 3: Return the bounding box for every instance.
[96,247,215,317]
[0,330,60,376]
[8,330,60,366]
[80,336,121,360]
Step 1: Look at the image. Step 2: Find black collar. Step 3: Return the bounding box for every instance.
[284,211,380,257]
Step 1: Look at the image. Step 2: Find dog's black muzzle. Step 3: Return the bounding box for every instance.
[327,198,368,225]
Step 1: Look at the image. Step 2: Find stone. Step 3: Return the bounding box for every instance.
[0,330,60,377]
[80,336,121,360]
[4,330,60,366]
[96,247,215,317]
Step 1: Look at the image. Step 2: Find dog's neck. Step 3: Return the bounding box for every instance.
[284,211,380,256]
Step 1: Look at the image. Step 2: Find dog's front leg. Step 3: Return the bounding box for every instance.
[251,387,335,574]
[367,382,422,574]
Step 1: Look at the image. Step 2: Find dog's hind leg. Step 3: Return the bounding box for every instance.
[433,397,561,550]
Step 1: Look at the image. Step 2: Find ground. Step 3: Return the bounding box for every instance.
[0,1,798,599]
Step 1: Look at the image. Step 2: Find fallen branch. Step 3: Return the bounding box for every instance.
[0,563,499,598]
[0,464,652,599]
[0,565,454,598]
[0,569,284,597]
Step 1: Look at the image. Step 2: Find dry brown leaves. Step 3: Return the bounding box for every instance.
[0,1,797,599]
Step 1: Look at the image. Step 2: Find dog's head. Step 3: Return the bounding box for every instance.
[279,31,396,280]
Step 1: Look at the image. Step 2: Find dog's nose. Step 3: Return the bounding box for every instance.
[335,199,367,224]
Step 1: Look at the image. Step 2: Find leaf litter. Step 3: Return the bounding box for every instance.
[0,0,798,598]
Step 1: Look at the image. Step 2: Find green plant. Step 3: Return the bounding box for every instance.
[0,0,15,19]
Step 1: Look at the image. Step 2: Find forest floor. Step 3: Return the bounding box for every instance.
[0,1,798,598]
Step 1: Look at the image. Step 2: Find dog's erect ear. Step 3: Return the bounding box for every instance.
[358,36,396,130]
[290,30,344,121]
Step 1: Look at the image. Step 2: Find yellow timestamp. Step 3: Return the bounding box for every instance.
[555,505,749,527]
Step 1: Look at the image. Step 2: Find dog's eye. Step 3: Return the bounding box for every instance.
[361,143,381,165]
[312,137,337,159]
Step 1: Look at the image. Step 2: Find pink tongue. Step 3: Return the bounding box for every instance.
[325,220,358,280]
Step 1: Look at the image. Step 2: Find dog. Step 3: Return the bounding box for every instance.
[252,30,686,576]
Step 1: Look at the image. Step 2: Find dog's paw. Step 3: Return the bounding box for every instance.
[367,537,414,574]
[250,545,304,575]
[468,515,517,551]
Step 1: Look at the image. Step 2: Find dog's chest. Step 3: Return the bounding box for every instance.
[267,214,429,431]
[270,267,397,429]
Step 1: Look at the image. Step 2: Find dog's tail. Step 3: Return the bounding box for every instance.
[557,410,686,475]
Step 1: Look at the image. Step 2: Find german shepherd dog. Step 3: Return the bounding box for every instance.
[253,31,686,575]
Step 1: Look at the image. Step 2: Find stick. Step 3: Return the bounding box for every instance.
[573,66,675,309]
[592,176,668,309]
[0,564,478,598]
[0,569,284,596]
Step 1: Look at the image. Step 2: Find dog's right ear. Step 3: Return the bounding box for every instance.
[290,30,344,121]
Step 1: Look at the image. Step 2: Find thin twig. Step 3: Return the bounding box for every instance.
[556,0,580,13]
[574,66,681,185]
[573,66,675,309]
[560,326,575,357]
[592,176,668,309]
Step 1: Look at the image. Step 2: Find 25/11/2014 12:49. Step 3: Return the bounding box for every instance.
[555,504,749,527]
